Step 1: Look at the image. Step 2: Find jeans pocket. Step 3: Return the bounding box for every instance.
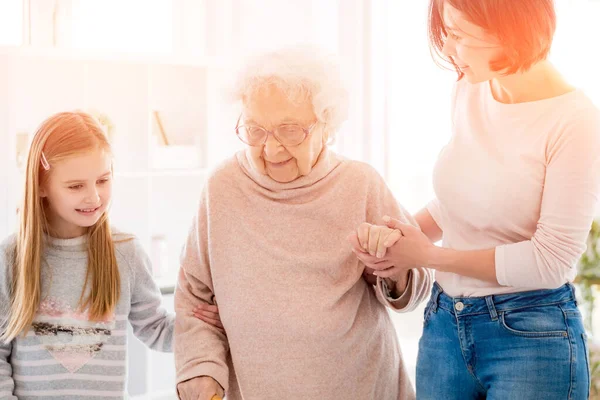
[499,306,569,338]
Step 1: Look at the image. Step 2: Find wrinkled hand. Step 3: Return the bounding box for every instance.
[350,216,433,280]
[177,376,224,400]
[349,231,404,281]
[192,303,223,330]
[372,216,434,276]
[356,222,402,258]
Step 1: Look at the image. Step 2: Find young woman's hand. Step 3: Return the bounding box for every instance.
[350,216,433,280]
[371,216,434,276]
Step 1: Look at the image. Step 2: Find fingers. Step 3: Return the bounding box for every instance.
[194,304,219,314]
[373,265,401,278]
[383,216,414,234]
[357,223,371,251]
[193,307,220,320]
[368,225,381,256]
[210,380,225,399]
[193,308,221,322]
[382,215,400,228]
[354,252,394,270]
[192,304,223,329]
[382,229,402,248]
[372,227,401,258]
[216,383,225,398]
[376,229,396,258]
[352,223,404,261]
[195,313,224,329]
[177,376,224,400]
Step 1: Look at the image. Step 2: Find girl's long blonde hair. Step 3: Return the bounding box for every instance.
[1,111,120,342]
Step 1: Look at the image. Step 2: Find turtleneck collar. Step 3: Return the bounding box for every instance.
[235,147,342,192]
[43,233,88,259]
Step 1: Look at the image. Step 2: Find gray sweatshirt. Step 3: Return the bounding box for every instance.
[0,232,174,399]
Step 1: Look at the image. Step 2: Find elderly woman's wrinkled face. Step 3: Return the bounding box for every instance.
[243,85,326,183]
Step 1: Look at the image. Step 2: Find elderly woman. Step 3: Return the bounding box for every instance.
[174,46,432,400]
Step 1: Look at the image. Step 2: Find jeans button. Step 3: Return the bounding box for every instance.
[455,301,465,312]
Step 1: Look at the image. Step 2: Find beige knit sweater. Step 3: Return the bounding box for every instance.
[174,148,432,400]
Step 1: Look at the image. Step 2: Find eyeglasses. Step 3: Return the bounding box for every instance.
[235,114,317,147]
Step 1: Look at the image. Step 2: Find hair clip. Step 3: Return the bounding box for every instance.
[40,152,50,171]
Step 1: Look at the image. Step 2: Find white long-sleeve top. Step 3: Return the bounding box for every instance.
[428,79,600,297]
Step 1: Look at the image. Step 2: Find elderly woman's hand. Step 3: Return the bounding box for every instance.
[356,222,402,258]
[177,376,224,400]
[192,303,224,330]
[368,216,434,277]
[350,215,433,282]
[348,229,398,280]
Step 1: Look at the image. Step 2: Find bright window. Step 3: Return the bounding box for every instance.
[71,0,172,53]
[0,0,23,46]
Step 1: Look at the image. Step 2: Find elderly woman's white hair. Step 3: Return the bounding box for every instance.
[232,46,350,137]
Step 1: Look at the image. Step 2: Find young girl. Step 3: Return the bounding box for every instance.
[0,111,174,399]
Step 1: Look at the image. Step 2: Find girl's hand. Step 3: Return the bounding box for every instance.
[192,303,223,330]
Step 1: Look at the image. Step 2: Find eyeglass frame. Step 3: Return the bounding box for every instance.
[235,114,319,147]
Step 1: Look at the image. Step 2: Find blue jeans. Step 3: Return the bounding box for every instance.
[416,283,590,400]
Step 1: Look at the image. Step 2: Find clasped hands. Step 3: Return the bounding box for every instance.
[348,216,432,287]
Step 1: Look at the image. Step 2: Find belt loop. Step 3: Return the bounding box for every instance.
[485,295,498,321]
[431,284,442,313]
[568,283,578,305]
